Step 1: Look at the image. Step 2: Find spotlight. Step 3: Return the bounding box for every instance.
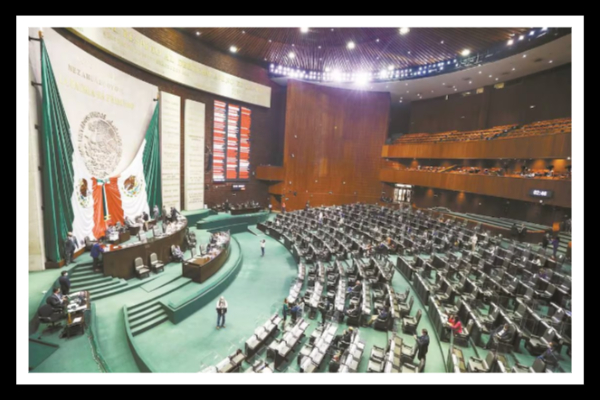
[461,49,471,56]
[288,52,295,59]
[523,54,527,58]
[529,30,535,36]
[388,65,394,71]
[300,27,309,33]
[399,27,410,35]
[507,39,514,45]
[519,35,525,41]
[196,31,200,36]
[229,46,238,53]
[347,41,355,50]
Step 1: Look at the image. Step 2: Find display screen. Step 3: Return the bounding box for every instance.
[232,184,246,191]
[213,100,251,182]
[529,189,554,198]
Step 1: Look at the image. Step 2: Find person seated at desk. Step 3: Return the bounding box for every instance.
[347,280,362,298]
[333,327,354,349]
[366,306,389,326]
[152,205,160,220]
[46,287,66,311]
[170,207,181,222]
[172,245,184,262]
[442,314,462,341]
[345,303,360,319]
[538,342,559,368]
[124,216,143,231]
[328,352,342,372]
[290,300,304,323]
[485,323,515,350]
[135,215,148,231]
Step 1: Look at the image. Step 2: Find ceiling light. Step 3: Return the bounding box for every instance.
[530,105,536,108]
[489,75,493,78]
[242,31,246,34]
[332,70,342,82]
[495,78,499,81]
[468,81,472,84]
[347,41,355,50]
[399,27,410,35]
[292,44,295,47]
[325,67,330,72]
[388,65,394,71]
[407,91,410,94]
[454,88,457,91]
[549,60,553,63]
[399,100,403,103]
[519,35,525,40]
[331,28,334,31]
[288,52,295,59]
[441,40,444,44]
[318,46,322,49]
[269,39,272,43]
[523,54,527,58]
[507,39,514,45]
[196,31,200,36]
[229,46,238,53]
[542,27,548,31]
[530,30,535,36]
[479,71,482,74]
[461,49,471,56]
[376,38,380,42]
[408,51,411,54]
[512,67,516,71]
[300,27,309,33]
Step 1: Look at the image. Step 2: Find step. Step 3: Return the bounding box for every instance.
[69,269,98,279]
[127,277,191,312]
[128,303,163,323]
[88,280,128,296]
[71,277,122,292]
[73,264,95,272]
[129,300,162,317]
[90,283,136,301]
[129,308,167,330]
[131,313,169,336]
[70,275,114,285]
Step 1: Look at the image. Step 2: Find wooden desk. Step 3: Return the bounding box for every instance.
[230,207,262,215]
[182,240,230,283]
[102,220,187,280]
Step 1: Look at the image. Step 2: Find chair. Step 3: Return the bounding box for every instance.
[511,357,547,373]
[525,326,557,356]
[454,319,474,347]
[374,314,390,331]
[149,253,164,273]
[396,288,410,303]
[400,340,418,364]
[400,361,420,373]
[37,304,62,338]
[398,296,414,318]
[401,309,422,334]
[467,350,496,373]
[134,257,150,279]
[346,311,361,327]
[84,236,97,251]
[367,346,385,372]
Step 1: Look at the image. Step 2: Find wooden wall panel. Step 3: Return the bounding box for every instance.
[382,132,571,160]
[282,81,390,210]
[380,169,571,208]
[256,165,285,181]
[412,187,570,227]
[399,64,572,134]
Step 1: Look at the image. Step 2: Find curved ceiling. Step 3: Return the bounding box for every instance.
[181,27,532,71]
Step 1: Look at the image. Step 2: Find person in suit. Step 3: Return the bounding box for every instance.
[347,280,362,298]
[345,303,360,320]
[90,242,105,272]
[161,205,168,224]
[366,306,389,326]
[63,232,78,266]
[414,329,430,370]
[485,323,515,350]
[538,341,558,367]
[216,296,228,329]
[152,205,160,220]
[281,201,286,214]
[58,270,71,295]
[46,288,65,310]
[328,352,342,372]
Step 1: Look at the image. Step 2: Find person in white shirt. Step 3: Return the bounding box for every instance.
[216,296,228,329]
[470,234,478,252]
[261,239,266,257]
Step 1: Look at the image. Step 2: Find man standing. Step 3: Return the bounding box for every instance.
[216,296,228,329]
[268,203,272,213]
[414,329,429,371]
[91,242,105,272]
[552,236,560,258]
[64,233,77,266]
[261,239,266,257]
[281,201,286,214]
[58,270,71,295]
[470,234,478,252]
[152,204,160,220]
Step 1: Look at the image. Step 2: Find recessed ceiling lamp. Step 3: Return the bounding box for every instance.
[549,60,553,63]
[288,52,295,58]
[512,67,516,71]
[519,35,525,40]
[507,39,514,45]
[523,54,527,58]
[399,27,410,35]
[347,41,355,50]
[229,46,238,53]
[388,65,394,71]
[318,46,322,49]
[376,38,380,42]
[300,27,309,33]
[461,49,471,56]
[242,31,245,34]
[441,40,444,44]
[196,31,200,36]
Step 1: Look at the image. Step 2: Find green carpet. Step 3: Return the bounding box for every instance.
[29,339,59,370]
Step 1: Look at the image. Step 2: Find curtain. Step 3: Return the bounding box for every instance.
[143,103,162,211]
[39,40,75,263]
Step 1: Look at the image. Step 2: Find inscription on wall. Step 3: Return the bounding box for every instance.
[184,99,205,210]
[160,91,181,210]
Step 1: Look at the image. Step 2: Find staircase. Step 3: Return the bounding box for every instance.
[69,264,129,300]
[126,276,192,336]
